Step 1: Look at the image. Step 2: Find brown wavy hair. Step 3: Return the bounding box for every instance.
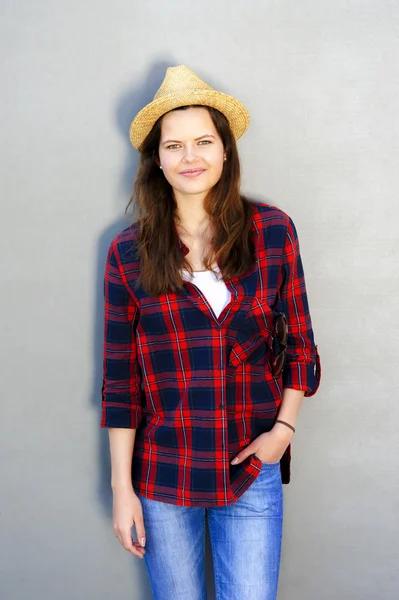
[125,105,256,297]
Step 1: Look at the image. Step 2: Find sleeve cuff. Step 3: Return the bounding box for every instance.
[282,345,321,397]
[100,380,143,428]
[101,403,143,428]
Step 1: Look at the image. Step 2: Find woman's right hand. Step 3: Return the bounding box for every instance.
[112,486,146,559]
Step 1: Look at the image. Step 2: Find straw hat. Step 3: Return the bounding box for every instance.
[129,65,250,152]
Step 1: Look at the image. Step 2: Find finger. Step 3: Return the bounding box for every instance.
[231,453,246,465]
[134,515,146,548]
[116,535,145,558]
[114,523,146,558]
[120,531,146,558]
[231,446,257,465]
[132,541,147,557]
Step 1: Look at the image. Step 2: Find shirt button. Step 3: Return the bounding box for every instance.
[218,364,223,370]
[219,403,225,409]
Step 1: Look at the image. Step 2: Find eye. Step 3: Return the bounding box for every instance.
[165,140,212,150]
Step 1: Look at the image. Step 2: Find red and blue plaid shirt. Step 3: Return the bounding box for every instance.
[101,201,321,506]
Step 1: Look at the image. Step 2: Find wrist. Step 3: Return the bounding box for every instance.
[273,421,295,442]
[111,480,135,493]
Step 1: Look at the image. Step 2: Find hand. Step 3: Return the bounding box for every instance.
[112,485,146,559]
[231,424,294,465]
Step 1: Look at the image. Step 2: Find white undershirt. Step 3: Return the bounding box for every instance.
[181,266,231,318]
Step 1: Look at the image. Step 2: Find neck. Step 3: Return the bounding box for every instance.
[174,196,211,238]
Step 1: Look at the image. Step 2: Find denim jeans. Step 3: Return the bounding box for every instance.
[137,460,283,600]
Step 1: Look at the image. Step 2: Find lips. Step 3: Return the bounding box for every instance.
[179,168,206,179]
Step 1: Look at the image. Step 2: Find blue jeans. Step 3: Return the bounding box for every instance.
[137,460,283,600]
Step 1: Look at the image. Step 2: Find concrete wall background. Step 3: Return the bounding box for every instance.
[1,1,398,598]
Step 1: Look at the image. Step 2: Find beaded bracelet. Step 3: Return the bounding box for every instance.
[275,419,296,433]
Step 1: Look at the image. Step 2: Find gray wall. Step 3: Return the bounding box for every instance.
[1,1,398,599]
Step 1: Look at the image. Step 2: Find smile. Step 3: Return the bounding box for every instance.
[179,169,206,178]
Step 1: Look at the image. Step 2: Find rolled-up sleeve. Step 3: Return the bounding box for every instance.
[279,216,321,397]
[101,242,143,428]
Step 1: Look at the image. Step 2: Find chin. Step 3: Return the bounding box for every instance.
[180,187,212,196]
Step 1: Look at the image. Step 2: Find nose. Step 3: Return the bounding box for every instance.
[181,144,197,163]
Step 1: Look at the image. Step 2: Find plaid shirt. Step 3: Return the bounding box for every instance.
[101,201,321,507]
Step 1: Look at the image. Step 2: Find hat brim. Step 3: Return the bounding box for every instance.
[129,89,250,151]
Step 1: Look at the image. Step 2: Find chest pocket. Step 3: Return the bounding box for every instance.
[228,299,275,368]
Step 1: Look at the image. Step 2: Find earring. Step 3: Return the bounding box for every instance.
[160,165,163,170]
[223,157,227,162]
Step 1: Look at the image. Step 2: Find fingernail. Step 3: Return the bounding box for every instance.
[231,457,239,465]
[140,537,146,547]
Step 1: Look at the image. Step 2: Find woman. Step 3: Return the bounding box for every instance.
[101,65,321,600]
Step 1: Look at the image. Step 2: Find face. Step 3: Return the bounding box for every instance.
[158,106,226,202]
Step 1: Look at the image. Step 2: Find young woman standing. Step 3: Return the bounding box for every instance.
[101,65,321,600]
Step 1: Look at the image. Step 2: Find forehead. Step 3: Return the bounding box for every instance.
[160,106,217,140]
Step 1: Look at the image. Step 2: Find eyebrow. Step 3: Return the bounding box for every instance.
[161,134,216,145]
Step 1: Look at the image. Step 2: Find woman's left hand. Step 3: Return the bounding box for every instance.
[230,425,294,465]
